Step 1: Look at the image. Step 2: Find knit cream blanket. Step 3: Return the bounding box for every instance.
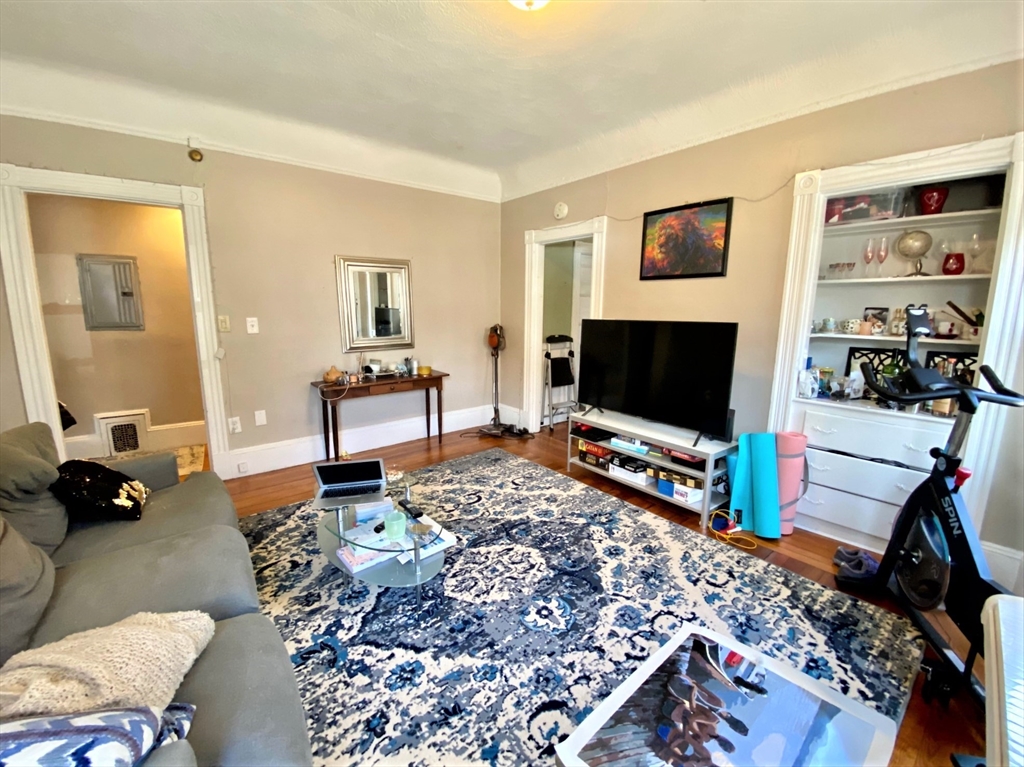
[0,611,214,720]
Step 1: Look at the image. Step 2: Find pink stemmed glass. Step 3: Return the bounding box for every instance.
[876,236,889,277]
[863,238,876,278]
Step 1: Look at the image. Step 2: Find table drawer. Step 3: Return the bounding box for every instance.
[806,447,924,506]
[798,482,900,540]
[368,381,415,395]
[802,409,949,470]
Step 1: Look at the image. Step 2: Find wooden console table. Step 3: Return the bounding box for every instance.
[310,371,449,461]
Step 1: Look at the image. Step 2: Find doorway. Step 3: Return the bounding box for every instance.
[541,238,593,428]
[522,216,608,433]
[27,194,208,473]
[0,164,229,472]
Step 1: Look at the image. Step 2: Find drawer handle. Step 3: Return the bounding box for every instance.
[902,443,929,453]
[812,426,838,435]
[895,482,912,492]
[807,461,830,471]
[804,497,825,506]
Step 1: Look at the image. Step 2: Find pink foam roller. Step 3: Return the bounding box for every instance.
[776,432,808,535]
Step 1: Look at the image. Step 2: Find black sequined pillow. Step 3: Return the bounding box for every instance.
[49,460,150,522]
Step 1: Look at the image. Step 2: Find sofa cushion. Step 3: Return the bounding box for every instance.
[100,452,181,492]
[0,422,60,468]
[175,614,312,767]
[31,526,259,648]
[0,433,67,555]
[0,519,55,666]
[143,739,199,767]
[50,472,238,567]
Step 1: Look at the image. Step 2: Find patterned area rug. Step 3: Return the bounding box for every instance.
[239,448,922,766]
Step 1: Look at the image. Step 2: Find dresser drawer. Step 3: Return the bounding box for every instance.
[797,483,900,541]
[368,381,414,395]
[802,409,949,470]
[805,447,924,506]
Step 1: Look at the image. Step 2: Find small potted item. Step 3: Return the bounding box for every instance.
[919,186,949,215]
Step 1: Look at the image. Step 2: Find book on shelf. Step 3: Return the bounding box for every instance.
[556,622,895,767]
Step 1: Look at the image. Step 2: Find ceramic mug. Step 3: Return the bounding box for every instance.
[937,320,959,337]
[858,320,874,336]
[964,325,981,341]
[821,318,837,333]
[841,319,861,334]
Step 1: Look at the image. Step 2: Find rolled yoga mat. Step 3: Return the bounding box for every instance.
[749,432,782,539]
[776,432,808,536]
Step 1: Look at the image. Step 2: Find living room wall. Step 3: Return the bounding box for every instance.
[0,118,501,456]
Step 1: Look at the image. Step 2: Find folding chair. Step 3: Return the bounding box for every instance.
[544,334,578,431]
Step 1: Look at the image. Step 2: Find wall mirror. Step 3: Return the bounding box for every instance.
[336,256,414,353]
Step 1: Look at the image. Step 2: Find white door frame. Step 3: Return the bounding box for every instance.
[523,216,607,433]
[0,163,230,470]
[767,133,1023,530]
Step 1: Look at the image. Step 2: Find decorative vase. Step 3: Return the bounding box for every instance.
[919,186,949,215]
[323,365,343,383]
[942,252,965,275]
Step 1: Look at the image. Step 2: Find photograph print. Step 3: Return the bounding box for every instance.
[640,198,733,280]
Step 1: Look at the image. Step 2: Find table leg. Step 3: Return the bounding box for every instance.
[437,384,444,444]
[321,399,330,461]
[331,399,341,462]
[425,388,431,440]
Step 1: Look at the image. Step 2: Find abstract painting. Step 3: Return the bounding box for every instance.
[640,198,733,280]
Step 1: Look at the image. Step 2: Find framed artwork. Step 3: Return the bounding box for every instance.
[640,198,733,280]
[863,307,889,326]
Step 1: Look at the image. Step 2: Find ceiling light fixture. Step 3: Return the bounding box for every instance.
[508,0,549,10]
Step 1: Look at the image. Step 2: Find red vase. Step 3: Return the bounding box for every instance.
[942,252,965,275]
[919,186,949,215]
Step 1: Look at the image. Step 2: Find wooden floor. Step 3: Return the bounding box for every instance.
[225,422,986,765]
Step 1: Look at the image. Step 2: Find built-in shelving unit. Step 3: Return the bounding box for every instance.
[566,409,738,533]
[809,333,980,346]
[822,207,1001,236]
[817,274,991,286]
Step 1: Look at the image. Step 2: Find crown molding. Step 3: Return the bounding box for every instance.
[0,58,501,203]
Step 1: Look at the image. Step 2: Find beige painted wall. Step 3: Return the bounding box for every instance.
[542,242,574,338]
[500,60,1024,432]
[27,194,203,437]
[0,117,501,450]
[0,269,27,431]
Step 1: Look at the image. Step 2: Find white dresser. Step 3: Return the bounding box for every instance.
[767,134,1024,551]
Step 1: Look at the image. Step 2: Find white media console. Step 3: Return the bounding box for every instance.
[566,409,739,532]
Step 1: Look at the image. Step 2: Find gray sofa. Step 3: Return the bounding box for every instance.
[0,423,312,767]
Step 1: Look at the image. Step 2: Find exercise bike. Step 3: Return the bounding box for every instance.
[835,304,1023,705]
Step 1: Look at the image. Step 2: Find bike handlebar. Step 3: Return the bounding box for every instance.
[860,362,1024,408]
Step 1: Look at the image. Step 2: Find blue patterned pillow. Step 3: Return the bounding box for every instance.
[0,702,193,767]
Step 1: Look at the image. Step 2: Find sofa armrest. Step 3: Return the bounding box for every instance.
[98,452,179,490]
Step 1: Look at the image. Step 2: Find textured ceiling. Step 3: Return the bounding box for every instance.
[1,1,1021,199]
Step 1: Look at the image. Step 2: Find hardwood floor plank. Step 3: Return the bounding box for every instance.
[224,420,986,764]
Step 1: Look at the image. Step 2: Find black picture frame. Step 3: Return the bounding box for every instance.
[639,197,733,281]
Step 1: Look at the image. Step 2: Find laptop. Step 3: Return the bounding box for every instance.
[311,459,387,509]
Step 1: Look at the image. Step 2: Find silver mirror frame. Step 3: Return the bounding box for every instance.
[335,256,414,353]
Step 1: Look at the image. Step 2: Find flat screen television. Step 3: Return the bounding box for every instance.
[577,319,738,438]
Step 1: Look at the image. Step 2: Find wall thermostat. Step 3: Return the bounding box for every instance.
[553,202,568,220]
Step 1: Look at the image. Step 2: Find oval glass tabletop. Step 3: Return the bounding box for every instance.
[322,509,441,552]
[316,513,445,589]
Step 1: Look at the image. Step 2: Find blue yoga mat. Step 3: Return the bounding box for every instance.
[728,433,781,539]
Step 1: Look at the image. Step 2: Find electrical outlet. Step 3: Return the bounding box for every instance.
[246,317,259,334]
[254,409,267,426]
[237,461,249,474]
[228,417,242,433]
[217,315,231,332]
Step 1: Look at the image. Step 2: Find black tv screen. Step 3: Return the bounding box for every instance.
[577,319,738,437]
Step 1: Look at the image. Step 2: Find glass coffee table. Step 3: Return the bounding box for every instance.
[317,509,446,605]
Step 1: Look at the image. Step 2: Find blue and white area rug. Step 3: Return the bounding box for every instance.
[240,448,922,766]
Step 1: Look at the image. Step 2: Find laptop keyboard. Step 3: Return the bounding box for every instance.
[322,483,383,499]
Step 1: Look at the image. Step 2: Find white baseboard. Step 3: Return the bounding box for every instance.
[64,419,206,459]
[212,404,492,480]
[982,541,1024,597]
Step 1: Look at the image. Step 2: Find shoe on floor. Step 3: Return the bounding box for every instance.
[837,554,880,580]
[833,546,865,566]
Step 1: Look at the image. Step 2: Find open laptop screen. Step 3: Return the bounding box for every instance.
[314,461,383,486]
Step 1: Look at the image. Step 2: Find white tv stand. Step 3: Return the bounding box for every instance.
[567,409,738,533]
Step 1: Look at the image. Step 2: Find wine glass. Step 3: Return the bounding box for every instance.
[876,236,889,277]
[967,233,985,274]
[862,238,876,278]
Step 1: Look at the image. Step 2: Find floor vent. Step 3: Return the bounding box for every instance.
[97,413,147,456]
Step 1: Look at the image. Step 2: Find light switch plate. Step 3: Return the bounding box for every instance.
[246,317,259,334]
[254,409,267,426]
[228,417,242,433]
[217,315,231,332]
